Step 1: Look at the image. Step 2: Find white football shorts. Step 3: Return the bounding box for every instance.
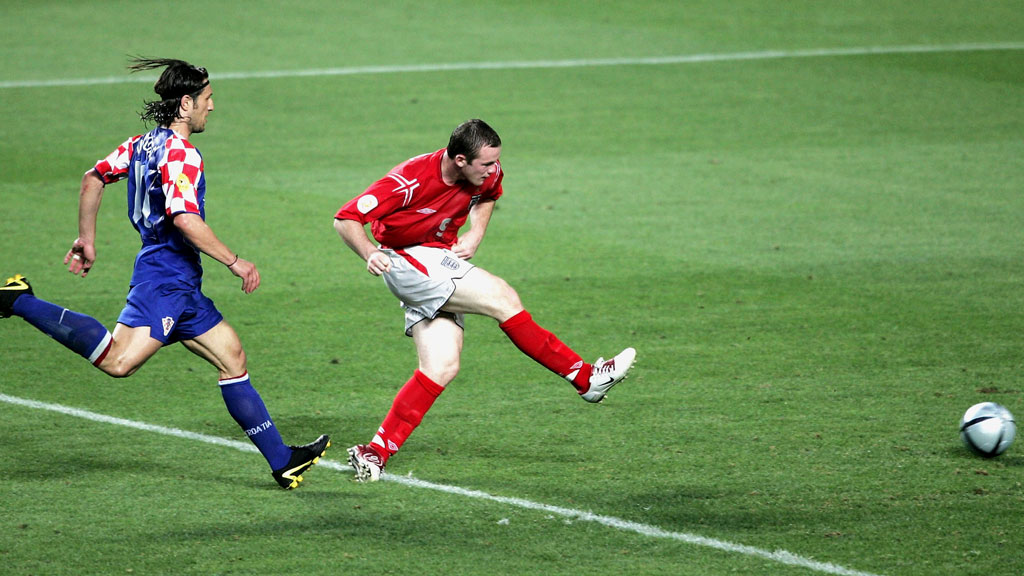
[380,245,475,336]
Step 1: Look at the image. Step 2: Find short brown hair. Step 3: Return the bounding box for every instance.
[446,119,501,162]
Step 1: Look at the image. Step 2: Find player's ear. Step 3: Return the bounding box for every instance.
[454,154,468,168]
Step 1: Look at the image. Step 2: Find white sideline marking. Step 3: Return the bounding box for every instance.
[0,392,884,576]
[1,43,1021,89]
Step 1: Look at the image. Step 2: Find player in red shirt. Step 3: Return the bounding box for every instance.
[334,119,636,481]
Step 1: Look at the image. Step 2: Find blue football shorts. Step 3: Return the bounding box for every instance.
[117,280,224,344]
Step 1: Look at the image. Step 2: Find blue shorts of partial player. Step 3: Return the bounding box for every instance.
[380,246,475,336]
[116,280,224,344]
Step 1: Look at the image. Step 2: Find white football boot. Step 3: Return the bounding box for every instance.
[347,444,385,482]
[580,347,636,403]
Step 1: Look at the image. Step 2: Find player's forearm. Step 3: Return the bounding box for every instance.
[173,213,237,266]
[334,218,379,261]
[77,170,106,243]
[464,200,495,242]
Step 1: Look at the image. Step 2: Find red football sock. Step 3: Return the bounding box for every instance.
[499,310,592,392]
[370,370,444,463]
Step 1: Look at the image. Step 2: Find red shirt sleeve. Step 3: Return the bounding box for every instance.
[335,171,419,223]
[92,136,140,184]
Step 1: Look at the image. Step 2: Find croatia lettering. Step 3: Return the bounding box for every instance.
[245,420,275,437]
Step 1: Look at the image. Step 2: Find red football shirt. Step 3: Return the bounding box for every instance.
[335,148,503,249]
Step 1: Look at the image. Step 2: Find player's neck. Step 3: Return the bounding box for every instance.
[166,120,192,140]
[439,154,462,186]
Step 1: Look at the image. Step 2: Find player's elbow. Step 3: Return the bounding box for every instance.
[81,168,104,187]
[80,170,105,197]
[334,218,367,248]
[172,212,202,233]
[334,217,357,236]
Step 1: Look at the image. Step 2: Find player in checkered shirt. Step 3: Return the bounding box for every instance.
[1,58,328,489]
[334,119,636,481]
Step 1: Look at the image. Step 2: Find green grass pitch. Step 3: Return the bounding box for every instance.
[1,2,1022,575]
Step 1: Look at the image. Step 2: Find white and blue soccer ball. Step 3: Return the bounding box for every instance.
[959,402,1016,458]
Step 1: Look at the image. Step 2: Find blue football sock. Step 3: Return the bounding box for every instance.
[12,295,112,364]
[219,375,291,470]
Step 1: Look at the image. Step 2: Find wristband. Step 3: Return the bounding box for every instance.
[226,254,239,267]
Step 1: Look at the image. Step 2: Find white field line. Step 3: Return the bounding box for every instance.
[1,43,1021,89]
[1,392,884,576]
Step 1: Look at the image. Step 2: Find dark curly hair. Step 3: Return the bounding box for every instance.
[128,57,209,126]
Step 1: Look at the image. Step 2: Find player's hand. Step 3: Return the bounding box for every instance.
[64,238,96,277]
[366,251,392,276]
[452,236,481,260]
[228,257,261,294]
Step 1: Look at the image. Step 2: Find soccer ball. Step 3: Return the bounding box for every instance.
[959,402,1016,457]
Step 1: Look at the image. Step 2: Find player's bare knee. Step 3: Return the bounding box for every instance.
[422,359,459,386]
[441,362,461,386]
[99,357,138,378]
[223,348,247,378]
[440,361,460,385]
[503,282,523,309]
[487,278,522,319]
